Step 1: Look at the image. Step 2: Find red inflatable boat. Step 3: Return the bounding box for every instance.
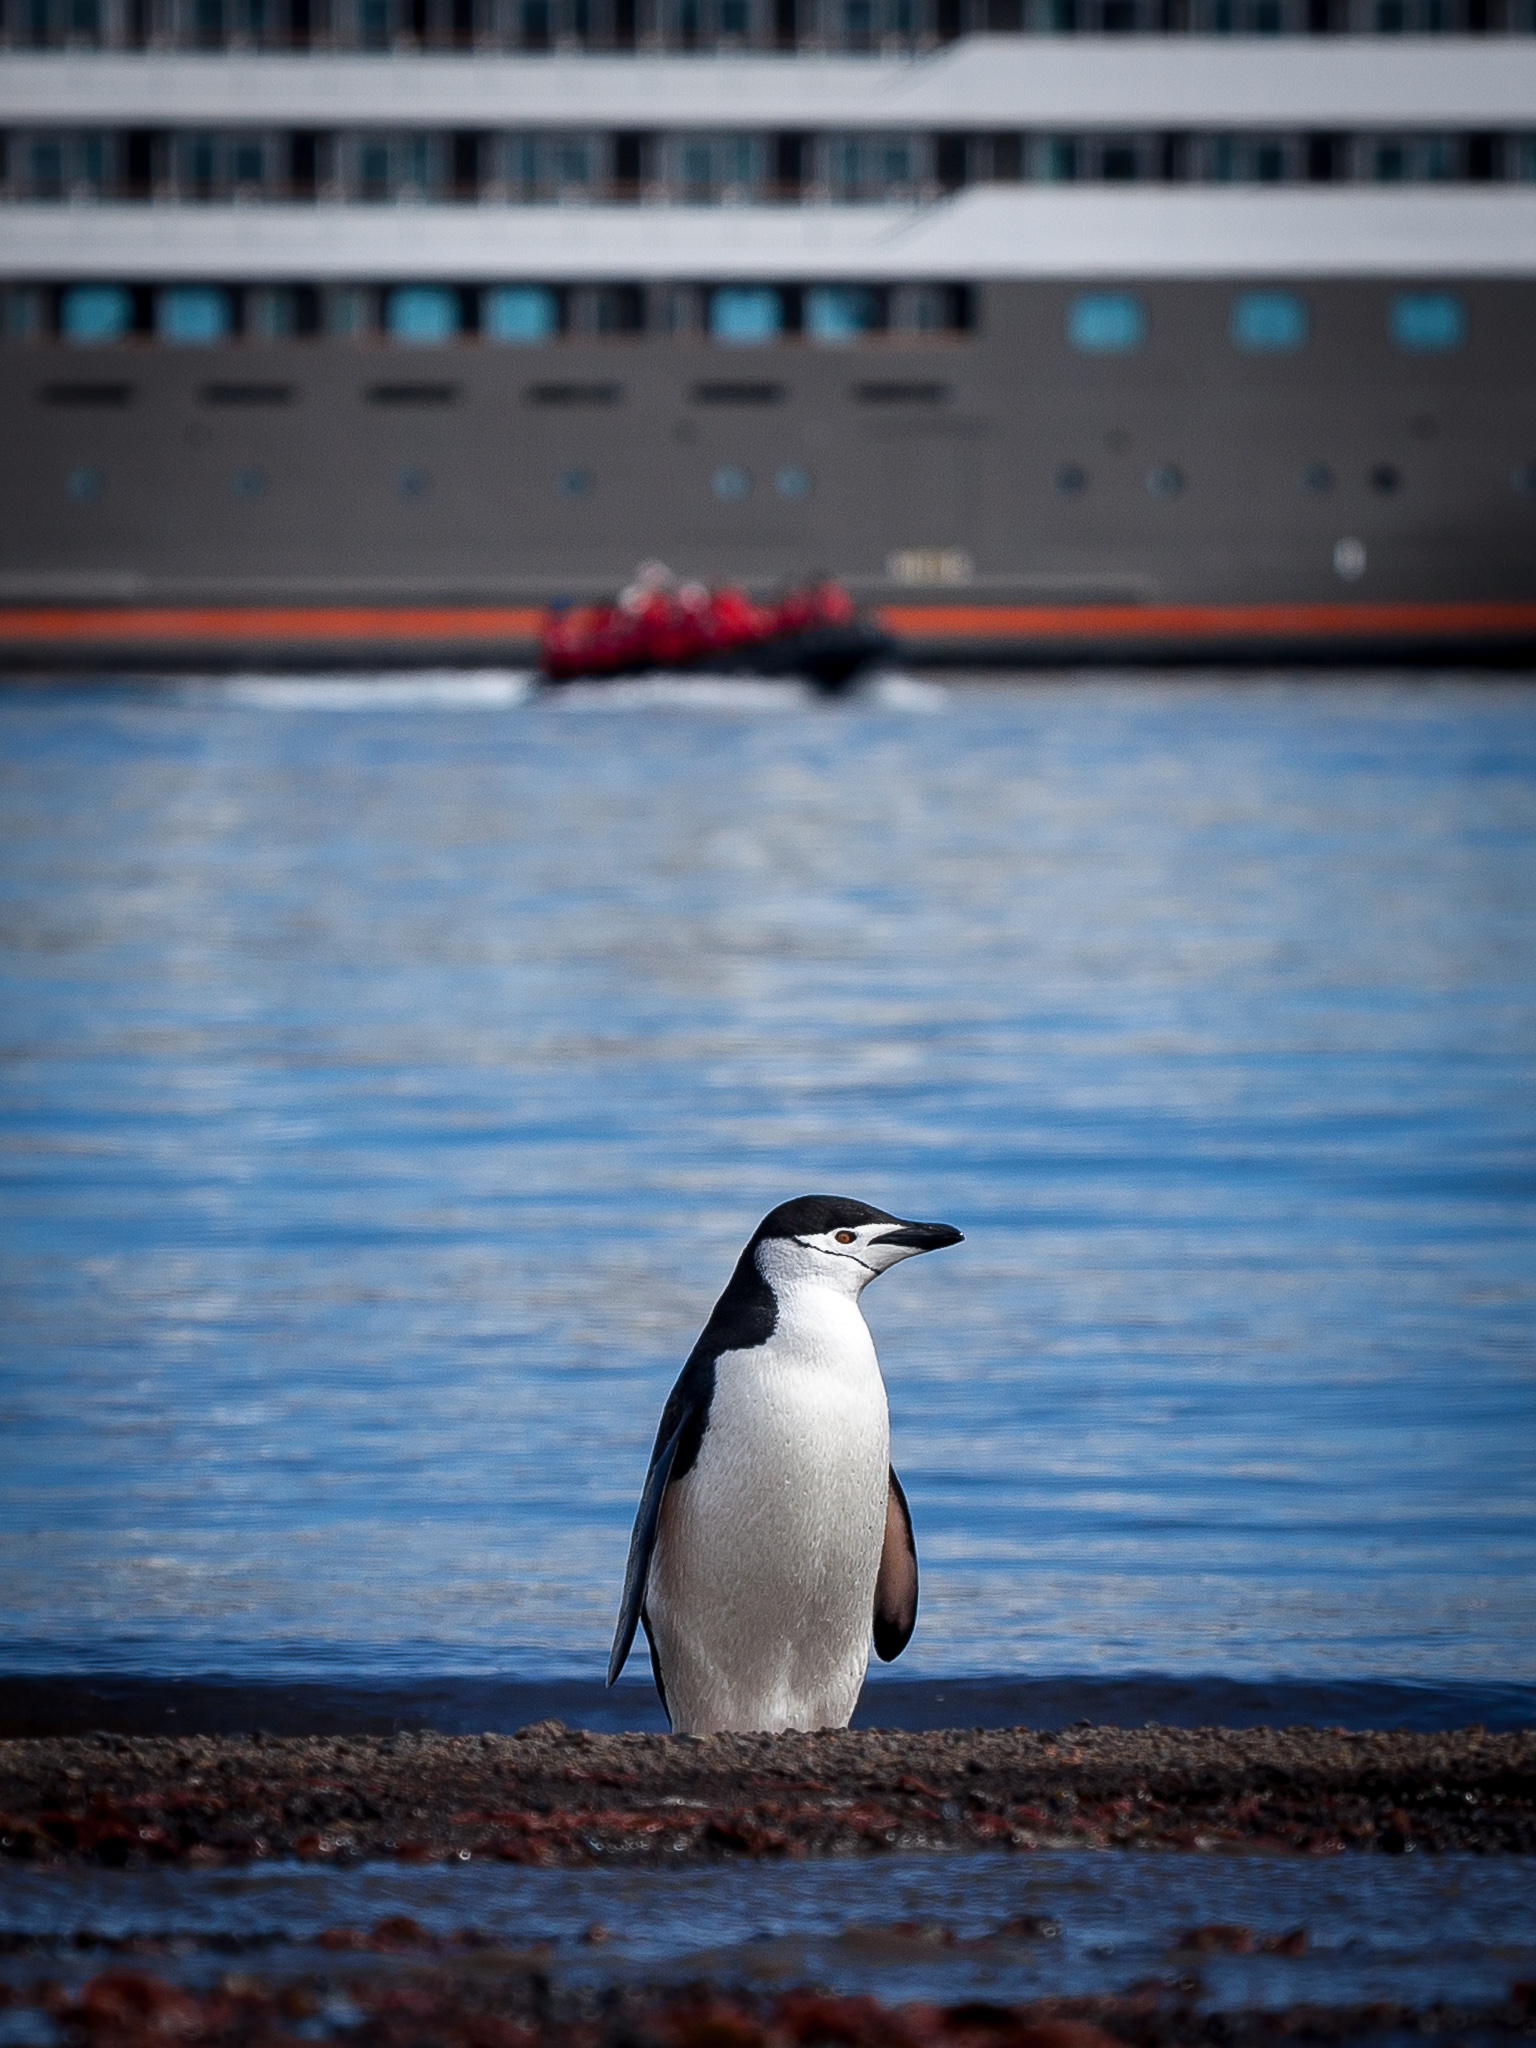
[538,566,895,693]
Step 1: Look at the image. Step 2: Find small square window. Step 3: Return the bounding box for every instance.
[61,284,132,343]
[386,286,460,343]
[710,288,781,345]
[1230,291,1308,352]
[1390,292,1465,352]
[484,286,557,344]
[805,286,880,344]
[157,287,231,344]
[1067,292,1145,353]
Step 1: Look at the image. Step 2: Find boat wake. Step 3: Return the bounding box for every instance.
[193,671,944,714]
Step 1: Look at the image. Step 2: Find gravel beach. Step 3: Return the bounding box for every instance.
[3,1722,1530,1867]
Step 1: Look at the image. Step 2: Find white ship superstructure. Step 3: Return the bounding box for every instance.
[1,8,1533,662]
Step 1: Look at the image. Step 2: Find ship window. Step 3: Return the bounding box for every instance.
[30,140,65,200]
[202,383,294,404]
[368,382,459,404]
[1067,292,1144,353]
[692,382,785,404]
[67,466,104,500]
[710,288,781,345]
[1299,461,1334,493]
[245,290,306,341]
[387,287,461,344]
[854,382,948,403]
[484,286,558,344]
[712,464,751,499]
[775,465,812,498]
[233,465,269,498]
[1146,462,1185,497]
[1054,461,1088,494]
[1230,290,1308,352]
[1390,292,1465,352]
[527,382,621,404]
[157,287,231,344]
[1369,462,1401,493]
[805,286,881,345]
[40,381,133,405]
[4,289,46,340]
[60,284,132,344]
[559,468,592,496]
[232,140,266,190]
[1513,464,1536,496]
[397,466,432,499]
[325,289,374,339]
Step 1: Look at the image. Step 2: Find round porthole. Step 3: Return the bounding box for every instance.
[1146,463,1185,498]
[1054,462,1088,495]
[558,468,592,498]
[1333,535,1367,581]
[774,465,811,500]
[712,464,750,501]
[66,466,103,501]
[1299,462,1334,495]
[233,466,269,499]
[1514,463,1536,496]
[1369,463,1402,495]
[397,466,432,500]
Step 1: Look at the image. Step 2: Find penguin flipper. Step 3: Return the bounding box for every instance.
[606,1414,688,1688]
[873,1466,918,1662]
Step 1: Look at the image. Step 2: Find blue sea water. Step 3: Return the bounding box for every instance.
[2,671,1534,1708]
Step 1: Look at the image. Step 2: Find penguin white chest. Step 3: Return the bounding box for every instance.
[646,1295,891,1735]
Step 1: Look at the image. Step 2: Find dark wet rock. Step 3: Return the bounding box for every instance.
[0,1724,1530,1868]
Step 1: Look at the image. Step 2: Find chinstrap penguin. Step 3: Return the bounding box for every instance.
[607,1195,962,1735]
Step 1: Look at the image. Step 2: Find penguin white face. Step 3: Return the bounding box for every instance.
[751,1200,963,1299]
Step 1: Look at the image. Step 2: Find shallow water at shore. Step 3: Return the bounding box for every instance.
[2,671,1534,1693]
[2,1851,1533,2011]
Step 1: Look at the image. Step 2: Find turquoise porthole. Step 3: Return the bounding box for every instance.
[386,287,460,344]
[804,287,880,344]
[1230,291,1308,352]
[1389,293,1465,352]
[483,287,557,344]
[1067,292,1146,354]
[60,285,132,344]
[710,289,781,345]
[157,287,231,344]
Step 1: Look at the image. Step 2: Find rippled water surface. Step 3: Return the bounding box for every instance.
[3,1852,1533,2010]
[2,672,1533,1690]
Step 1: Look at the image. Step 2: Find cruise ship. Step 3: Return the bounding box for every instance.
[2,2,1535,667]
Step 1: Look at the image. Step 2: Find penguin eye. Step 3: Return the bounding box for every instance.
[834,1231,856,1244]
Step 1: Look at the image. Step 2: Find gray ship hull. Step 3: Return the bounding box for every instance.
[4,277,1534,665]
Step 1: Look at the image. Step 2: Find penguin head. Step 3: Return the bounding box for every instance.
[751,1195,963,1298]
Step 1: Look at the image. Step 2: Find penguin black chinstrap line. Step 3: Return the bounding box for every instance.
[608,1194,962,1736]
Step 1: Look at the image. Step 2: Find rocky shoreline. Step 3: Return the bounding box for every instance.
[2,1721,1531,1867]
[5,1962,1536,2048]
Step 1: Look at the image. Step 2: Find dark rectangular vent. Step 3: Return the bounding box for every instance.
[526,382,623,406]
[854,382,951,405]
[691,381,786,406]
[38,382,133,407]
[365,383,461,406]
[201,383,295,406]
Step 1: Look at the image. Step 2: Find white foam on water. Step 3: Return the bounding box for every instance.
[544,675,812,713]
[866,672,948,711]
[543,673,948,714]
[215,672,536,710]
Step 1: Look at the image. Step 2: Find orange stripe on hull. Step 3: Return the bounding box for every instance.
[877,600,1536,640]
[1,599,1535,651]
[0,605,546,644]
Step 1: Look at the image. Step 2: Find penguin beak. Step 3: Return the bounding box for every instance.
[870,1220,964,1253]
